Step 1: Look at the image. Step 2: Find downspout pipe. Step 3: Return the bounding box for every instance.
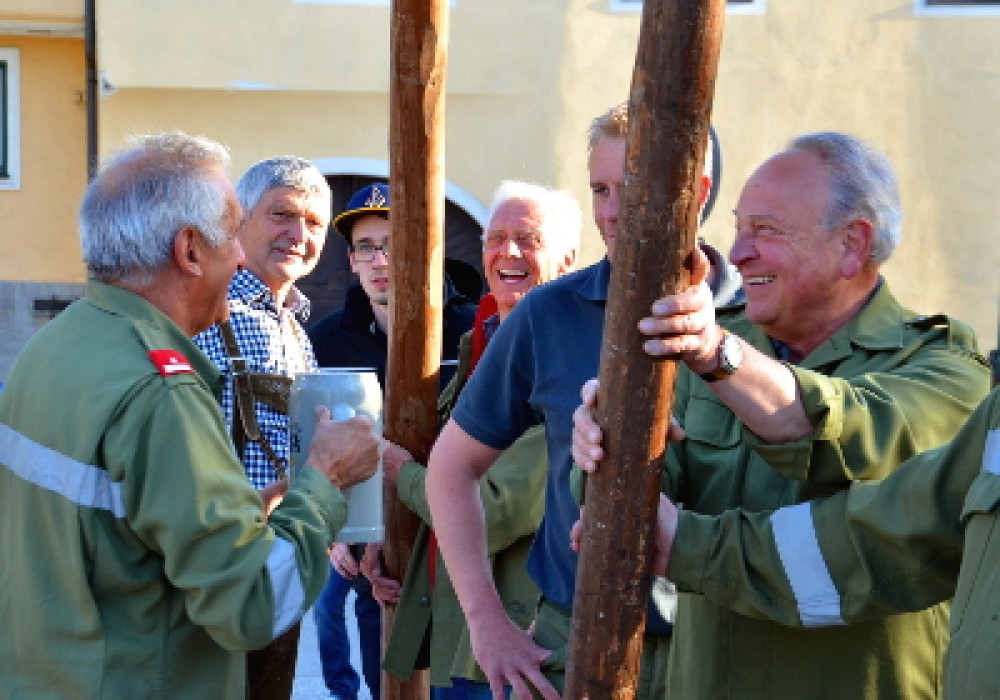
[84,0,97,180]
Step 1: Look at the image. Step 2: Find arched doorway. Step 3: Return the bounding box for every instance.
[298,169,487,327]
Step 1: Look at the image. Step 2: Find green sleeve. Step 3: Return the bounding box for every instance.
[397,425,547,554]
[668,390,999,627]
[750,326,989,485]
[113,380,343,652]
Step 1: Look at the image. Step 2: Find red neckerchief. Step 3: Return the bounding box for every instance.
[429,293,499,589]
[467,293,498,378]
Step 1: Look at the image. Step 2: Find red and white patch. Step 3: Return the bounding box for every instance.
[149,350,195,376]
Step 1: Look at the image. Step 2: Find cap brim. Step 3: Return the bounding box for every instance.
[334,207,389,238]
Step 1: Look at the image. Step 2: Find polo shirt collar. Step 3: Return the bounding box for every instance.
[577,256,613,303]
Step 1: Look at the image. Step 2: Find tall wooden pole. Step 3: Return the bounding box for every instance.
[384,0,448,698]
[564,0,725,697]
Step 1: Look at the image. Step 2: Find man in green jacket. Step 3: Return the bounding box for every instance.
[369,180,581,698]
[0,133,380,699]
[571,132,991,699]
[619,387,1000,700]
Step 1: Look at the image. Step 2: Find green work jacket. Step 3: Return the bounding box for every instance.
[662,281,990,700]
[383,333,547,687]
[667,387,1000,700]
[0,282,346,700]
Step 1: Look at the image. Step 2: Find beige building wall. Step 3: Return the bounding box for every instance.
[1,0,997,380]
[556,1,1000,351]
[0,35,87,282]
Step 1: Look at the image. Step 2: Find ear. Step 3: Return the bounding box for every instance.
[839,219,874,278]
[173,226,205,277]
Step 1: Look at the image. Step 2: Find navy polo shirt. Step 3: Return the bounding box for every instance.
[451,258,610,612]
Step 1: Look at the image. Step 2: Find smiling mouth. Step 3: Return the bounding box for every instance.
[497,269,529,283]
[745,275,776,285]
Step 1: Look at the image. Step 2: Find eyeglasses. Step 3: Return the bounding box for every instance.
[351,241,390,262]
[483,231,545,251]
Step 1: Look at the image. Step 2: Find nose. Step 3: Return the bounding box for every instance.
[284,215,309,244]
[371,245,390,263]
[598,186,620,223]
[499,237,523,256]
[729,227,754,267]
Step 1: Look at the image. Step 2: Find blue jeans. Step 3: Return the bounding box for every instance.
[314,564,382,699]
[431,678,508,699]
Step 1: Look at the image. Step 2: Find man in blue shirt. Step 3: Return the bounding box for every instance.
[424,103,729,700]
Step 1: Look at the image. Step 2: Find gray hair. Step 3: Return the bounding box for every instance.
[484,180,582,259]
[235,156,331,222]
[79,132,232,285]
[787,132,902,263]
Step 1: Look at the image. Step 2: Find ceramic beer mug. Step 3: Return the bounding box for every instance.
[289,368,384,543]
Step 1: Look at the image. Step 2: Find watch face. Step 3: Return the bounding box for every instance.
[720,333,743,374]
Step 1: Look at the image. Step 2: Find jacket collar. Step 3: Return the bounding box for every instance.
[791,279,906,369]
[85,280,223,390]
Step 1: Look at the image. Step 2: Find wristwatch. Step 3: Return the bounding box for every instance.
[699,330,743,383]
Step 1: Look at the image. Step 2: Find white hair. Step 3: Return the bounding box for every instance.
[788,132,902,263]
[484,180,582,259]
[235,156,331,223]
[79,132,232,285]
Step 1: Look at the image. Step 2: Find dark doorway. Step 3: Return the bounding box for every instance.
[299,175,487,328]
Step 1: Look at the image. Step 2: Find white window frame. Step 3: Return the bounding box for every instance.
[610,0,765,15]
[0,48,20,191]
[915,0,1000,16]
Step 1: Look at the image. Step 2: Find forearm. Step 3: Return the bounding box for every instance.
[707,341,811,443]
[426,420,507,625]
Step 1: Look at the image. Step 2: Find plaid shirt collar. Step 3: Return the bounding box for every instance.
[229,268,311,322]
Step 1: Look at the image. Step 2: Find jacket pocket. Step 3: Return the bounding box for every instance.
[954,472,1000,633]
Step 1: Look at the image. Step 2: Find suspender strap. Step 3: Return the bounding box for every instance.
[220,320,289,480]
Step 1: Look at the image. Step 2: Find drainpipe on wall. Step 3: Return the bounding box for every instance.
[84,0,97,180]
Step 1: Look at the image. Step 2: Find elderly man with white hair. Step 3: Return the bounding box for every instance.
[370,180,581,700]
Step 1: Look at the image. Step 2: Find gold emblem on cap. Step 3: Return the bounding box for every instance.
[365,187,387,208]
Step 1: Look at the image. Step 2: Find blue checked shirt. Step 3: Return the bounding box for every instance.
[194,269,317,490]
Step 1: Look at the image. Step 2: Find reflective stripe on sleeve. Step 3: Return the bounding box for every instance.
[983,429,1000,474]
[0,423,126,518]
[771,502,844,628]
[266,537,306,639]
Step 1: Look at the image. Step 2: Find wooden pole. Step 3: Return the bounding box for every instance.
[564,0,725,697]
[383,0,448,698]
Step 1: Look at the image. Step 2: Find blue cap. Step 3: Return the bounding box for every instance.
[334,183,390,240]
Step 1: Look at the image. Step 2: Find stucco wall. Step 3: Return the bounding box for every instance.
[3,0,997,359]
[0,36,87,283]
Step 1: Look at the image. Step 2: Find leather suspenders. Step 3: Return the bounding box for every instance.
[219,320,292,480]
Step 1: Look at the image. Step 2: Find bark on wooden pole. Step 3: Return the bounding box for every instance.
[383,0,448,698]
[564,1,725,697]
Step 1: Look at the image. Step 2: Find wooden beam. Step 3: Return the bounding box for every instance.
[564,0,726,697]
[383,1,449,699]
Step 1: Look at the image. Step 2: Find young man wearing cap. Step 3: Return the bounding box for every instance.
[193,155,334,700]
[308,182,478,700]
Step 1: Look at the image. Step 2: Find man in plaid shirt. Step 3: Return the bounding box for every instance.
[194,155,333,699]
[195,156,331,491]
